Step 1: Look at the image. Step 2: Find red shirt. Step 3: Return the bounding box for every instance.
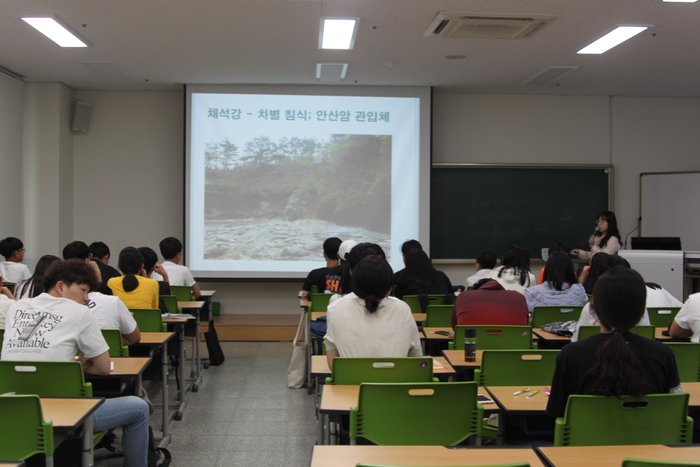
[452,280,529,328]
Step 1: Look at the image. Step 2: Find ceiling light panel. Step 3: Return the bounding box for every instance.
[577,26,649,54]
[319,18,359,49]
[21,16,89,47]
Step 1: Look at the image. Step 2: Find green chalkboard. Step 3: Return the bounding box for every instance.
[431,165,612,260]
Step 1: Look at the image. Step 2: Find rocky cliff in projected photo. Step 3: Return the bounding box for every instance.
[203,134,392,261]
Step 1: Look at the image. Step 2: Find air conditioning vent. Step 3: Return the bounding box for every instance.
[424,12,557,39]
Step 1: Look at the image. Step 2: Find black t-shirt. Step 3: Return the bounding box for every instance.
[302,267,325,292]
[315,265,343,294]
[393,270,454,299]
[546,332,681,418]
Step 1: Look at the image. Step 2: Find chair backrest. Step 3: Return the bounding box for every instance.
[101,329,129,357]
[130,308,166,332]
[531,306,584,328]
[0,395,53,461]
[160,294,179,314]
[0,360,92,397]
[622,459,700,467]
[422,304,454,328]
[664,342,700,382]
[647,307,682,328]
[451,325,534,350]
[310,293,332,313]
[577,325,656,341]
[170,285,193,302]
[554,393,693,446]
[474,350,560,386]
[326,357,436,385]
[402,295,448,314]
[350,382,483,445]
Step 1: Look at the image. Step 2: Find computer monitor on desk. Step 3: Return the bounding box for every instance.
[631,237,682,251]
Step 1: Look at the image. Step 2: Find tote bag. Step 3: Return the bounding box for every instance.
[287,310,308,388]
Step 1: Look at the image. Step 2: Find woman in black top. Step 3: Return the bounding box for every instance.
[393,246,453,299]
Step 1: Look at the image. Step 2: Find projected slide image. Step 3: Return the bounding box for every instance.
[203,134,391,261]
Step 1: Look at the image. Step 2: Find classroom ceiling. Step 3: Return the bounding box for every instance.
[1,0,699,96]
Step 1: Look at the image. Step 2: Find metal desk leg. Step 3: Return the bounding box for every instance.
[159,341,171,447]
[168,323,187,422]
[81,413,94,467]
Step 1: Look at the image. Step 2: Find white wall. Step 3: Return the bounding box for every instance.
[0,76,24,237]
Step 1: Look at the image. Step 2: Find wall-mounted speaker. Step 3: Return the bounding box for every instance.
[72,100,91,132]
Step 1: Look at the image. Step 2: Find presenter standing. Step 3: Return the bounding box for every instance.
[571,211,621,262]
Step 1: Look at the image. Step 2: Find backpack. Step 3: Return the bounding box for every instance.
[149,426,172,467]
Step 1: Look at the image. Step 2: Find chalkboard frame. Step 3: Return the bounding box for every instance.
[431,163,614,262]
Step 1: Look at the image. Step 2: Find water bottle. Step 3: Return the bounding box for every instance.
[464,327,476,362]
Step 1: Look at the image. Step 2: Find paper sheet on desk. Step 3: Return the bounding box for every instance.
[162,313,196,319]
[432,359,447,370]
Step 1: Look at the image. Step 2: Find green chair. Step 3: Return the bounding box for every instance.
[0,395,53,465]
[450,325,535,350]
[647,307,682,329]
[577,325,655,341]
[402,295,449,314]
[325,357,437,385]
[474,350,559,386]
[170,285,193,302]
[310,293,333,313]
[622,459,700,467]
[422,304,454,328]
[160,294,180,314]
[349,381,483,445]
[101,329,129,357]
[664,342,700,382]
[554,393,693,446]
[0,360,92,397]
[530,305,584,328]
[130,308,167,331]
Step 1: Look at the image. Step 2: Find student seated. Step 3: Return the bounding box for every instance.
[0,236,31,283]
[1,260,149,467]
[465,250,496,288]
[572,256,659,342]
[488,245,536,294]
[159,237,201,299]
[63,240,107,293]
[315,239,356,294]
[670,292,700,342]
[300,237,342,300]
[452,278,529,327]
[87,289,141,345]
[537,242,570,284]
[89,241,122,287]
[546,267,681,419]
[108,247,159,310]
[325,255,422,367]
[14,254,60,300]
[0,276,15,329]
[392,241,453,299]
[523,252,588,314]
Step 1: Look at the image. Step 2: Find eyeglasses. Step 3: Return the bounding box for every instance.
[18,248,26,252]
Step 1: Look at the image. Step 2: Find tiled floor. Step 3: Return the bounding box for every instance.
[94,341,317,466]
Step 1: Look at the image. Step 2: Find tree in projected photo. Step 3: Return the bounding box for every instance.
[203,134,391,261]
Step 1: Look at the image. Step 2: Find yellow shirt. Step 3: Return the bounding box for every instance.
[107,275,159,310]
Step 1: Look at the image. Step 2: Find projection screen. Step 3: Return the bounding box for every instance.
[186,85,431,279]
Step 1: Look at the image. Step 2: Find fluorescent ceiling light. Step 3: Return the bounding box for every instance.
[663,0,697,2]
[577,26,648,54]
[319,18,359,49]
[21,16,88,47]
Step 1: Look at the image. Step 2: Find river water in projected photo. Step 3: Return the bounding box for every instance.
[202,134,392,261]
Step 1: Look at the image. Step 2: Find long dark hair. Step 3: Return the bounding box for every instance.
[583,252,608,294]
[402,247,440,289]
[543,252,577,291]
[595,211,621,249]
[117,247,144,293]
[352,255,394,313]
[588,267,650,398]
[338,243,386,294]
[498,245,531,286]
[15,254,61,298]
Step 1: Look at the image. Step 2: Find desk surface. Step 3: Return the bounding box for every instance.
[442,349,484,369]
[137,331,175,345]
[199,290,216,297]
[485,385,550,412]
[311,445,545,467]
[311,355,455,377]
[178,301,205,310]
[533,328,571,341]
[423,327,453,340]
[539,445,700,467]
[41,397,104,427]
[108,357,151,376]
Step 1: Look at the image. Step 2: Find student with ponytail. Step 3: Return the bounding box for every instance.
[546,267,681,418]
[107,247,159,310]
[324,255,422,367]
